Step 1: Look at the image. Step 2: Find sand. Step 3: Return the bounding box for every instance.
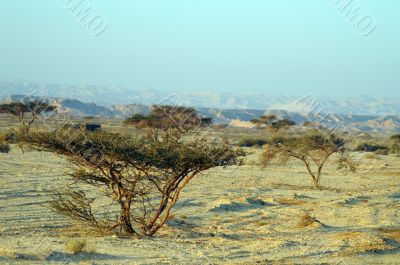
[0,146,399,264]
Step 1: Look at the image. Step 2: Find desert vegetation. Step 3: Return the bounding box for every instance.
[0,100,56,134]
[0,101,399,263]
[65,239,94,254]
[124,105,212,131]
[18,124,244,237]
[251,115,295,134]
[260,133,357,188]
[1,110,400,263]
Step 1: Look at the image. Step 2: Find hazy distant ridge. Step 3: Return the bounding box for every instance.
[1,81,400,116]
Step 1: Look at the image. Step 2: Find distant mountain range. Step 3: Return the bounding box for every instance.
[1,80,400,116]
[1,80,400,132]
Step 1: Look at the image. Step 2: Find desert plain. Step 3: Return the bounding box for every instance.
[1,135,400,264]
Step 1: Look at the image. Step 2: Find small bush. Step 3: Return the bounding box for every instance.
[65,239,89,254]
[5,132,17,144]
[355,143,389,153]
[238,138,268,147]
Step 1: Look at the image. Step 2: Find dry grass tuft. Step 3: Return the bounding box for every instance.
[296,213,319,228]
[65,239,94,254]
[276,198,307,206]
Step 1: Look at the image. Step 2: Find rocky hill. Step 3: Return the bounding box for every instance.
[1,81,400,132]
[1,80,400,116]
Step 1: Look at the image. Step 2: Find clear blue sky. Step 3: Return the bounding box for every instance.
[1,1,399,97]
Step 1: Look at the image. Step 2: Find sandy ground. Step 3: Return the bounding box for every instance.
[0,145,400,264]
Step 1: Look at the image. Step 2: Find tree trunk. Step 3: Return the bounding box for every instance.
[303,160,320,189]
[119,197,136,235]
[147,173,197,236]
[312,177,320,189]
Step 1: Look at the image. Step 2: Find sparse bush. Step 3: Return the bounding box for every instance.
[260,133,357,188]
[355,143,389,153]
[238,138,268,147]
[20,127,244,237]
[64,239,95,254]
[2,130,18,144]
[65,239,87,254]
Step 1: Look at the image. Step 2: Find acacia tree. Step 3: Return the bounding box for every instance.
[251,115,295,135]
[20,127,244,236]
[260,134,357,188]
[0,100,56,133]
[124,105,212,131]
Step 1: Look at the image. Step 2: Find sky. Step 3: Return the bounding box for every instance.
[0,0,399,97]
